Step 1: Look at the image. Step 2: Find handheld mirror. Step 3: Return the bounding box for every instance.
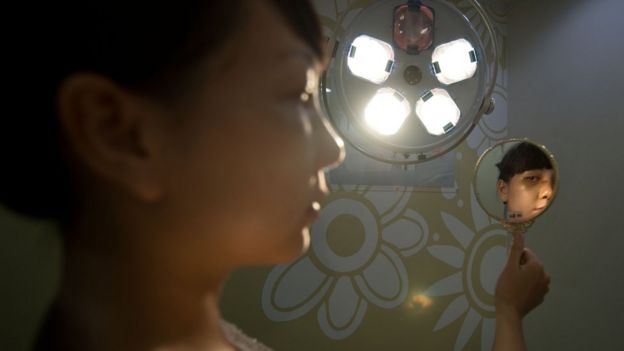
[473,138,559,233]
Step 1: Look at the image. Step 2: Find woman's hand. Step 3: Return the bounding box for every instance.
[496,231,551,318]
[492,231,551,351]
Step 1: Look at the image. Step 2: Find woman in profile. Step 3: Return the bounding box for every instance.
[1,1,549,350]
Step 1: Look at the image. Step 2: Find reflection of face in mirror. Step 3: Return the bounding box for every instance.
[495,142,554,223]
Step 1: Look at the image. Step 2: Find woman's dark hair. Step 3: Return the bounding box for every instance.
[0,0,325,221]
[496,142,553,182]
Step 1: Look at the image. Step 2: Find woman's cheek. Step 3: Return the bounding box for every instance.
[269,100,312,131]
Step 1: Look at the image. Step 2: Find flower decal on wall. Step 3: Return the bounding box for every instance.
[262,186,428,339]
[425,187,506,351]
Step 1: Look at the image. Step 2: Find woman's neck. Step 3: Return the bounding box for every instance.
[49,208,235,351]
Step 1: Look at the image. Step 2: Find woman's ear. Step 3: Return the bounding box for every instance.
[496,179,509,203]
[57,73,167,202]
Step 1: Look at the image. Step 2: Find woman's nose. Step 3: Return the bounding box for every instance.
[540,182,553,199]
[314,109,345,171]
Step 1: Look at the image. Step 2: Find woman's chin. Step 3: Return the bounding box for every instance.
[290,227,311,261]
[274,227,310,264]
[300,226,311,254]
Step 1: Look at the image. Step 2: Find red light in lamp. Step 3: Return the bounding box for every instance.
[393,0,434,55]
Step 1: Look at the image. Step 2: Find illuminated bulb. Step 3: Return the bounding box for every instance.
[415,88,460,136]
[347,35,395,84]
[432,38,477,85]
[364,88,410,136]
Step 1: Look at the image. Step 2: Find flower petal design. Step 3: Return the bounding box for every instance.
[382,209,429,257]
[442,181,459,200]
[364,187,406,217]
[318,276,368,340]
[481,317,496,351]
[441,212,475,250]
[454,308,482,351]
[382,218,422,250]
[467,123,486,150]
[262,256,332,321]
[354,246,408,308]
[380,187,412,224]
[434,295,469,331]
[425,271,463,297]
[479,244,506,295]
[427,245,465,269]
[471,184,493,232]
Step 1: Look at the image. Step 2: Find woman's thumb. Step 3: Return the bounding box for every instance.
[507,231,525,266]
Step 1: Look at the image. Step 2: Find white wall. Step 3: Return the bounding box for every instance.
[508,0,624,349]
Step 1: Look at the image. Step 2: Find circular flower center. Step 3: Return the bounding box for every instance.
[466,229,507,314]
[327,214,366,257]
[311,198,379,273]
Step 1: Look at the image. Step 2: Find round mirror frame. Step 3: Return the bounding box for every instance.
[473,138,559,233]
